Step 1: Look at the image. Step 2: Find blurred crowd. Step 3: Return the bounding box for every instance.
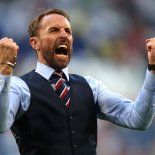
[1,0,155,155]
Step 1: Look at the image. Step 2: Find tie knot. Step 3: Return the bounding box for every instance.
[53,71,62,78]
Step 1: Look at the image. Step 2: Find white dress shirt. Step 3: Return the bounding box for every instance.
[0,62,155,132]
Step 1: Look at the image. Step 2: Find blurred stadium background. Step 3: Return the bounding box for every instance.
[1,0,155,155]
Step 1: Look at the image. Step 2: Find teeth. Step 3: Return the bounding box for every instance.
[57,45,67,49]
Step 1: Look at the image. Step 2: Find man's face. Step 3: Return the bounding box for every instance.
[33,14,73,70]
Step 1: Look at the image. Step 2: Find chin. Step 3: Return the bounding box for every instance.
[51,63,68,70]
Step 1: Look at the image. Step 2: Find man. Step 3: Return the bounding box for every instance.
[0,8,155,155]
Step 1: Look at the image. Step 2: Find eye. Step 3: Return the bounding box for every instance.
[65,28,72,35]
[49,28,59,33]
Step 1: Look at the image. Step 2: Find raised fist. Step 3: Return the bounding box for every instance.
[146,37,155,65]
[0,37,19,75]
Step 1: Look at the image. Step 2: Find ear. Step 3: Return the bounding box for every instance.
[29,37,40,50]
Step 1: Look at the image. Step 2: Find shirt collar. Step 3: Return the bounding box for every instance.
[35,62,69,81]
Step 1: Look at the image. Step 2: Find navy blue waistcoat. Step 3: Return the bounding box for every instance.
[11,71,97,155]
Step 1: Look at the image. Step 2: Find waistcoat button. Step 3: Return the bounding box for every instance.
[73,144,77,148]
[69,116,73,120]
[72,130,75,134]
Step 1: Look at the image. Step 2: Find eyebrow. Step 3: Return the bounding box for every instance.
[48,25,72,31]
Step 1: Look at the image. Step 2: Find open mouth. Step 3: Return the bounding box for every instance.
[54,44,69,62]
[55,45,68,55]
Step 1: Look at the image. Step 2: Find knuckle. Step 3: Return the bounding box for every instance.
[13,46,19,52]
[0,41,18,51]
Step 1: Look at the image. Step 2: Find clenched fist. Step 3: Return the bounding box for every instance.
[146,37,155,65]
[0,37,19,75]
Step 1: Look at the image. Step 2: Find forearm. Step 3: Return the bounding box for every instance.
[0,92,9,132]
[134,70,155,129]
[109,70,155,130]
[97,70,155,130]
[0,75,11,132]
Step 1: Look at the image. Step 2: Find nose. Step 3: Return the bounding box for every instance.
[59,29,68,40]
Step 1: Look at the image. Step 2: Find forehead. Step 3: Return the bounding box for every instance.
[40,14,71,28]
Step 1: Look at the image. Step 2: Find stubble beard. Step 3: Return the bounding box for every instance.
[43,49,72,70]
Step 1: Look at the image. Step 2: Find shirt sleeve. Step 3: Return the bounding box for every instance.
[0,74,11,132]
[85,69,155,130]
[0,75,30,133]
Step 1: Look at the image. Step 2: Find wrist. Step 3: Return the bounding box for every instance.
[148,64,155,74]
[0,63,14,75]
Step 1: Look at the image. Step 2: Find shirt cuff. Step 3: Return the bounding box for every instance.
[0,74,11,93]
[144,69,155,92]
